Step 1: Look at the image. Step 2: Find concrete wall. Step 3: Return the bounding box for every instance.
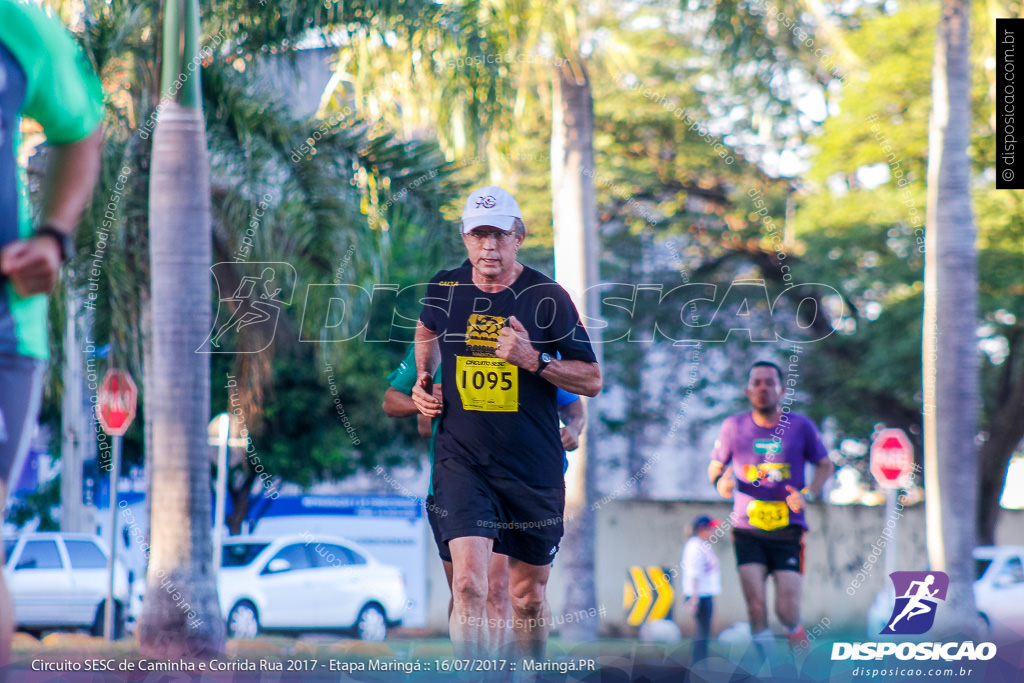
[419,500,1024,637]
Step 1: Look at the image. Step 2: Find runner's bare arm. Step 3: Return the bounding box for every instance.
[412,322,442,417]
[533,358,601,397]
[42,127,103,231]
[805,458,834,497]
[496,317,601,396]
[708,461,733,498]
[558,399,585,451]
[708,460,724,485]
[1,129,102,296]
[383,387,419,418]
[416,414,433,438]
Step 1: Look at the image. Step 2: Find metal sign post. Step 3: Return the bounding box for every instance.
[96,370,137,641]
[869,427,914,633]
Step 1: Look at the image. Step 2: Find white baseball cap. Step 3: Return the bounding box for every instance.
[461,186,522,233]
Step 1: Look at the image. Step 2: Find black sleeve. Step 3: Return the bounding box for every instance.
[418,270,449,333]
[543,283,597,363]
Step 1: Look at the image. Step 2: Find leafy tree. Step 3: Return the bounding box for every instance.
[791,3,1022,547]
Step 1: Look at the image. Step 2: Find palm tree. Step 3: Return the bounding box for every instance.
[922,0,978,636]
[139,0,224,656]
[551,54,601,642]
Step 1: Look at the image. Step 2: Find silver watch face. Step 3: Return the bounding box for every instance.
[540,353,553,363]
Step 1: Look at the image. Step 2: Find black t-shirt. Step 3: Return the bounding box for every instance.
[419,263,597,486]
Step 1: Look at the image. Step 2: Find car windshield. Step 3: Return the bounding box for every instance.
[976,558,993,580]
[222,543,269,567]
[3,539,15,565]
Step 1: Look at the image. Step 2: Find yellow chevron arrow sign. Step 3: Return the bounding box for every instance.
[647,566,674,621]
[623,565,675,626]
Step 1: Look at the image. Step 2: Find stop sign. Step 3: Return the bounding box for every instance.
[870,428,914,489]
[97,370,137,436]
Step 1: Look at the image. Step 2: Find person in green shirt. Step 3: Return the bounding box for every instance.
[0,0,104,664]
[383,343,584,652]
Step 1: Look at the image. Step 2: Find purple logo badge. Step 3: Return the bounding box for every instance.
[881,571,949,635]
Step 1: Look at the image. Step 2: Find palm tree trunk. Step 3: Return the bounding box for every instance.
[923,0,978,637]
[551,58,600,643]
[139,0,225,657]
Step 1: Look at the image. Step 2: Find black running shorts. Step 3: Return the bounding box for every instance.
[425,493,452,562]
[431,457,564,566]
[0,354,45,485]
[733,524,805,574]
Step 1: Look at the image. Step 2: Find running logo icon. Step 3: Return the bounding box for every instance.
[881,571,949,635]
[199,262,296,354]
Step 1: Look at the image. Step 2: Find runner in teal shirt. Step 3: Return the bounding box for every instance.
[0,0,103,667]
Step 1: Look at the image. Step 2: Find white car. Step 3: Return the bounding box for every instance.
[218,534,406,641]
[2,532,131,637]
[974,545,1024,641]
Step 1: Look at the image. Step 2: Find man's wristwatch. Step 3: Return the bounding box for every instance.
[800,487,818,503]
[35,225,73,262]
[534,352,553,376]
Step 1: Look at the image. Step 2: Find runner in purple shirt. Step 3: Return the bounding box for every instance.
[707,360,834,663]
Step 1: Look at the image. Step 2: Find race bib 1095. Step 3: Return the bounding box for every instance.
[455,356,518,412]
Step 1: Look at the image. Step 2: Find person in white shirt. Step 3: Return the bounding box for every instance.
[680,515,722,663]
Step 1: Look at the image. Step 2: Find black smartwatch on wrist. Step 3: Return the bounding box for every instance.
[35,225,73,262]
[534,352,552,376]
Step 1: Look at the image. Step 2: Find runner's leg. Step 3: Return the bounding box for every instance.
[487,553,511,655]
[738,563,769,632]
[774,570,802,630]
[507,557,551,660]
[0,356,46,668]
[449,536,493,657]
[739,563,775,663]
[443,559,454,619]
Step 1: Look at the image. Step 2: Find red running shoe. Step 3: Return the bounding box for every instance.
[788,625,809,652]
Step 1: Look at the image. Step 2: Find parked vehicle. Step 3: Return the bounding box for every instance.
[2,532,131,638]
[974,545,1024,641]
[218,534,406,641]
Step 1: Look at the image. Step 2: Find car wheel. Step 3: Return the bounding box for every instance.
[227,601,260,640]
[90,601,125,639]
[355,604,387,642]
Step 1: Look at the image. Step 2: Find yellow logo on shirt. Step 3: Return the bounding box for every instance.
[465,314,506,356]
[743,462,791,483]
